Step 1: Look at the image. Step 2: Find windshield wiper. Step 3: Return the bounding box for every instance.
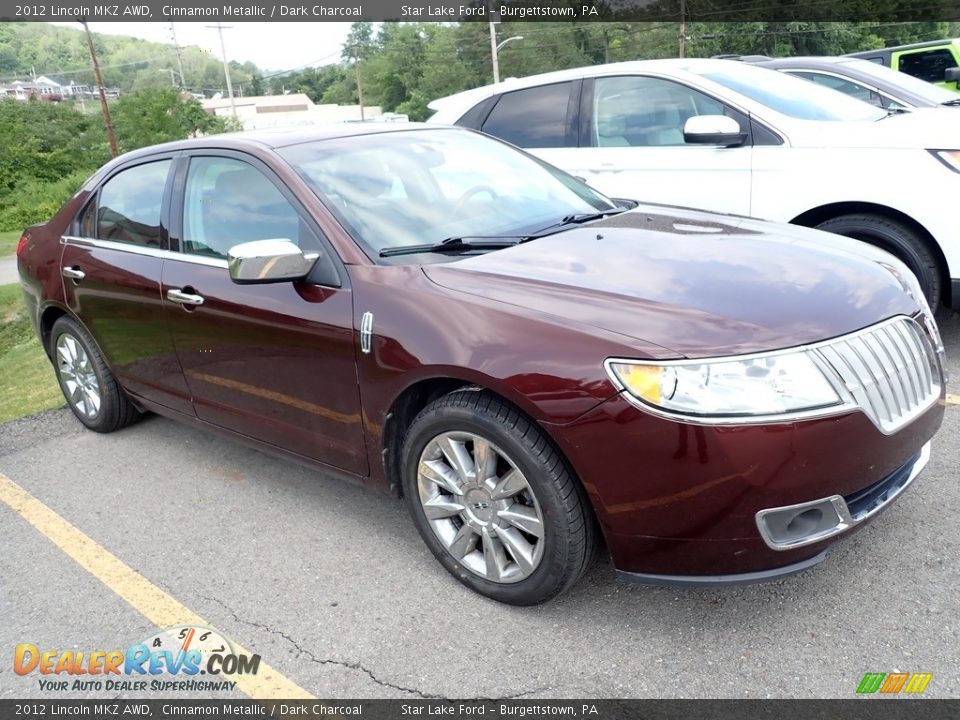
[941,98,960,107]
[379,236,523,257]
[519,207,628,241]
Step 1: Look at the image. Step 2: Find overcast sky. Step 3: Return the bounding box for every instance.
[52,22,353,73]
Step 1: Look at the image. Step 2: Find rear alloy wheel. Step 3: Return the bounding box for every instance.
[402,390,595,605]
[815,213,941,308]
[50,316,141,433]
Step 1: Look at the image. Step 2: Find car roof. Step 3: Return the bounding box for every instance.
[428,58,752,113]
[118,122,453,161]
[846,38,959,57]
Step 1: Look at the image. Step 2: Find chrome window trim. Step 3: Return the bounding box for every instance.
[604,315,943,433]
[61,235,229,269]
[755,441,930,550]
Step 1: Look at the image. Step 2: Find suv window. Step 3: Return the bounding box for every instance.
[481,82,572,148]
[181,156,321,259]
[898,49,958,83]
[788,71,901,108]
[592,76,733,147]
[96,160,171,246]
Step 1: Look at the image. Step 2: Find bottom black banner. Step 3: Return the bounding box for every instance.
[1,699,955,720]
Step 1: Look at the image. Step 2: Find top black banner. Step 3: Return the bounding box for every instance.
[2,0,959,23]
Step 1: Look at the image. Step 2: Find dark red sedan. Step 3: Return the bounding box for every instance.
[17,125,946,605]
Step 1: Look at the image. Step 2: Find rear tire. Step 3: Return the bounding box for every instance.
[815,213,941,307]
[50,316,141,433]
[401,390,595,605]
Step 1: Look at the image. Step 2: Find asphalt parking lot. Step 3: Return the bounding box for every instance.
[2,310,959,701]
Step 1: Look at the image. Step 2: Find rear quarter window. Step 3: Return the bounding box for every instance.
[481,82,573,148]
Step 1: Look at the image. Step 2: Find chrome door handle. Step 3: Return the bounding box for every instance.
[166,288,205,306]
[62,266,85,280]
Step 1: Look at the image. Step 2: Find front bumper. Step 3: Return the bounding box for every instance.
[547,394,943,579]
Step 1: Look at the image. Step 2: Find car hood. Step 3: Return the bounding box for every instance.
[786,109,960,148]
[422,205,918,358]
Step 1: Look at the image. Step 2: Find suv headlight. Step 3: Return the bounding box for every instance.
[930,149,960,174]
[605,351,842,421]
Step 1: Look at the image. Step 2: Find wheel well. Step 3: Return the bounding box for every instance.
[790,201,949,305]
[38,306,68,359]
[382,378,473,497]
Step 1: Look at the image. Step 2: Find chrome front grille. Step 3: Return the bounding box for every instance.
[813,317,941,434]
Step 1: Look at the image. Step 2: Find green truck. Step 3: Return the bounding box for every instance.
[846,38,960,92]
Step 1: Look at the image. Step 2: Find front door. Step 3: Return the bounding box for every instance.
[162,153,367,475]
[558,75,753,215]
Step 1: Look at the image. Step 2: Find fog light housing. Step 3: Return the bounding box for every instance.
[756,496,853,550]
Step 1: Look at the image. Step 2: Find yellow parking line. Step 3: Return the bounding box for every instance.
[0,472,313,700]
[945,394,960,406]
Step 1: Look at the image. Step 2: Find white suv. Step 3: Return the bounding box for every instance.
[429,59,960,309]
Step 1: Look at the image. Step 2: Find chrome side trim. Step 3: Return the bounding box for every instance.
[755,441,930,551]
[61,235,228,269]
[359,311,373,355]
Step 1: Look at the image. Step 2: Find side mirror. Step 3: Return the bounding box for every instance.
[683,115,747,147]
[946,67,960,88]
[227,239,318,284]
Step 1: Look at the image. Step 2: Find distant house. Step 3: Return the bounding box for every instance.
[201,93,383,130]
[0,77,116,102]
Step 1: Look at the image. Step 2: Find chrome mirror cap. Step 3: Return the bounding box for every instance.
[227,239,318,284]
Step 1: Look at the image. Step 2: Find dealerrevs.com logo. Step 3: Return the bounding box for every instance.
[14,625,260,692]
[857,672,933,695]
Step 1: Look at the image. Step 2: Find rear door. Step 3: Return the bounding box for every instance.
[61,155,194,414]
[161,151,368,475]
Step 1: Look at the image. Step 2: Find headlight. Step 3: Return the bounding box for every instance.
[930,149,960,173]
[606,352,842,421]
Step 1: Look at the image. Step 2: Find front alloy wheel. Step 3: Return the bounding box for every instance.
[403,390,596,605]
[417,431,545,583]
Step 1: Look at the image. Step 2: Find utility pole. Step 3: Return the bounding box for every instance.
[353,45,365,120]
[489,20,501,84]
[170,22,186,89]
[678,0,687,58]
[79,19,118,157]
[208,23,237,120]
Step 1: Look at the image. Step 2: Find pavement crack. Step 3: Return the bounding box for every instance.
[199,595,442,699]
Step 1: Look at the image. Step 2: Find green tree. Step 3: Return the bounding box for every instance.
[110,87,230,153]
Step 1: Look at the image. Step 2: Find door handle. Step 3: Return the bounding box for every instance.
[62,266,85,281]
[166,288,205,306]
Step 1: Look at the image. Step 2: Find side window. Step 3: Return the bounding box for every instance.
[78,196,98,238]
[592,76,736,148]
[898,49,958,83]
[96,160,171,246]
[181,157,321,259]
[790,71,881,106]
[481,82,572,148]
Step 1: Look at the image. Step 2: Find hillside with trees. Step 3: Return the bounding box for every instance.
[0,22,263,95]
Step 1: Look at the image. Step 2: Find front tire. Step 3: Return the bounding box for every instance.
[50,316,141,433]
[401,390,595,605]
[815,213,941,307]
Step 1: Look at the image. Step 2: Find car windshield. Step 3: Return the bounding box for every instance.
[279,128,616,258]
[695,63,887,121]
[837,58,960,104]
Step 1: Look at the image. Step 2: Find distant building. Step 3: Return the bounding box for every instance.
[0,76,117,102]
[201,93,386,129]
